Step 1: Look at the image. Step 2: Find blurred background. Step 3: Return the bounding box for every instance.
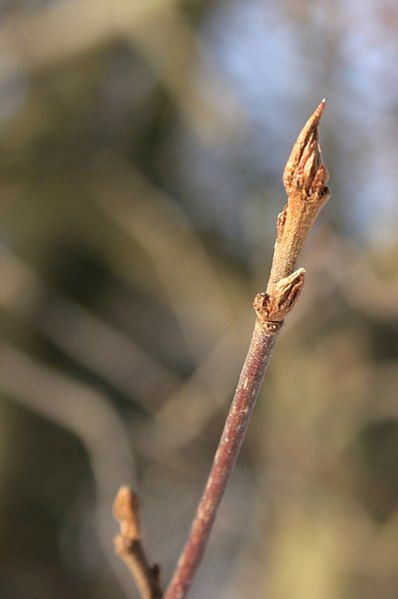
[0,0,397,598]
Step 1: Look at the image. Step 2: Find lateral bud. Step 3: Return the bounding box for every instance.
[254,268,305,327]
[113,486,141,540]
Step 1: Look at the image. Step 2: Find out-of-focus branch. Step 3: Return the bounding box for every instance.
[91,158,233,361]
[0,1,240,140]
[0,246,179,409]
[0,341,136,597]
[113,487,162,599]
[0,0,169,69]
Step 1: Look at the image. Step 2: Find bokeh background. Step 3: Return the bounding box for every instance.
[0,1,397,598]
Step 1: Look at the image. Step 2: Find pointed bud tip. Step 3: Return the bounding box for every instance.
[312,98,327,124]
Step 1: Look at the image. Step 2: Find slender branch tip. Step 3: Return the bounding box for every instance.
[268,101,330,291]
[113,486,162,599]
[283,100,328,196]
[114,100,331,599]
[113,485,141,540]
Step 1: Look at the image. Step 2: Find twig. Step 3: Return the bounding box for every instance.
[112,100,330,598]
[113,486,163,599]
[163,100,330,599]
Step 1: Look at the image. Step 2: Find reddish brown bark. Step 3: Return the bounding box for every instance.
[164,322,277,599]
[113,100,330,599]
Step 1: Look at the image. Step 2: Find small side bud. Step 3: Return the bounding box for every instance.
[254,268,305,325]
[273,268,305,317]
[113,486,141,541]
